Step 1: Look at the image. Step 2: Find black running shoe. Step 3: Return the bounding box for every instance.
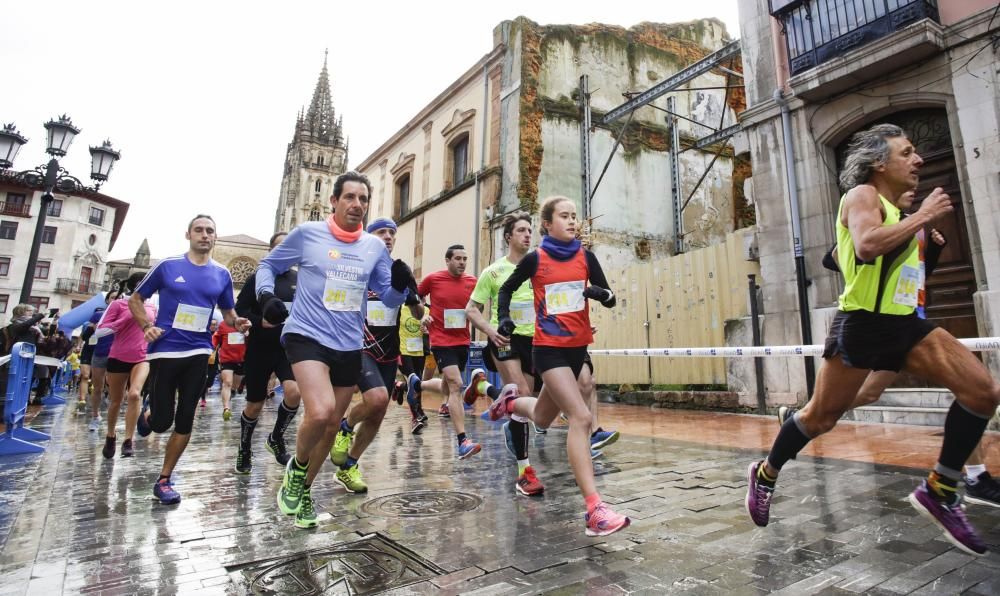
[235,448,252,474]
[965,472,1000,508]
[266,433,291,466]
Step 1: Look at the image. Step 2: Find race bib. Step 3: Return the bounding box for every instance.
[323,278,365,312]
[443,309,467,329]
[405,337,423,353]
[510,301,535,325]
[88,336,97,346]
[367,301,399,326]
[227,332,245,345]
[892,264,920,308]
[172,304,211,332]
[544,281,585,315]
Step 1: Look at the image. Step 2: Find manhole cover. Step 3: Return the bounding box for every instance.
[228,533,445,595]
[360,490,483,518]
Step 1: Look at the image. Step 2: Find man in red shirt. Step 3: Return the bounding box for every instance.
[213,319,246,421]
[416,245,479,459]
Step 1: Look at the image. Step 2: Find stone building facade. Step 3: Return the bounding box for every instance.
[211,234,269,292]
[104,238,156,290]
[358,17,745,280]
[735,0,1000,405]
[273,52,348,234]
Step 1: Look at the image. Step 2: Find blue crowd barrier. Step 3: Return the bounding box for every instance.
[41,359,69,406]
[0,342,51,456]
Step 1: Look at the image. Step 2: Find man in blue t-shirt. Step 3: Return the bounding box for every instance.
[129,214,250,505]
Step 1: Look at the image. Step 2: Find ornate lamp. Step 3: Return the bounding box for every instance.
[44,114,80,157]
[89,140,121,184]
[0,123,28,169]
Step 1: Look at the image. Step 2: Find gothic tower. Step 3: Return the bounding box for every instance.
[274,50,348,233]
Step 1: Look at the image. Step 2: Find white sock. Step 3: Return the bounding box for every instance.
[965,464,987,482]
[517,458,530,471]
[511,413,528,423]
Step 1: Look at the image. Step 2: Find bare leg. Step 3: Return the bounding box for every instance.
[124,363,149,442]
[219,369,234,411]
[160,432,192,477]
[90,366,107,419]
[850,370,898,409]
[347,388,389,459]
[441,365,465,435]
[104,372,128,438]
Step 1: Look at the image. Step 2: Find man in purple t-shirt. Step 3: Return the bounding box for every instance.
[130,214,250,505]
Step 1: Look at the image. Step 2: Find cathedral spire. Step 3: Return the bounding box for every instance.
[305,50,336,143]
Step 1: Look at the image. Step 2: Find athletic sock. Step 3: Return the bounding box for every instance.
[239,413,258,451]
[766,412,813,471]
[584,493,602,514]
[927,471,960,504]
[936,401,990,482]
[508,419,529,460]
[340,418,354,434]
[478,381,500,400]
[457,432,467,446]
[341,455,358,470]
[517,459,530,475]
[272,399,299,440]
[292,457,308,471]
[756,462,777,488]
[965,464,987,482]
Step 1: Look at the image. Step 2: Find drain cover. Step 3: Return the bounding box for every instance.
[228,533,445,595]
[360,490,483,518]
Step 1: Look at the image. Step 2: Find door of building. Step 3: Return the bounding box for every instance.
[79,267,93,293]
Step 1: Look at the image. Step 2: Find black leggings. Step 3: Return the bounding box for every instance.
[148,355,209,435]
[399,355,425,378]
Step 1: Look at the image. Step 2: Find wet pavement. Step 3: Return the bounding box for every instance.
[2,389,1000,595]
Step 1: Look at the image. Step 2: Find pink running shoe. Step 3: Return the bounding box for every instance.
[487,383,519,421]
[585,503,631,537]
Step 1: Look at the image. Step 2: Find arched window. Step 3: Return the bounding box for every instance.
[314,179,322,193]
[318,154,325,166]
[309,207,321,221]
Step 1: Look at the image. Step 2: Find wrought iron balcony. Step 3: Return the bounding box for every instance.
[771,0,940,76]
[0,201,31,217]
[55,277,105,295]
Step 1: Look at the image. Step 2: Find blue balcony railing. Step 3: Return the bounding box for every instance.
[771,0,940,76]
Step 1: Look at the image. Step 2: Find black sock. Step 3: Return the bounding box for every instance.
[509,420,529,460]
[272,399,299,441]
[767,414,813,471]
[936,401,990,479]
[457,432,466,446]
[485,384,500,400]
[239,413,258,451]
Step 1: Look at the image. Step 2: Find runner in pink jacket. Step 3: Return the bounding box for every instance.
[97,273,158,459]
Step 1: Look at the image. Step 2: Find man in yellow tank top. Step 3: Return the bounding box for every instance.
[745,123,1000,556]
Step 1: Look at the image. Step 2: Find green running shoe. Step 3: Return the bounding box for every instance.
[295,488,318,529]
[329,428,352,466]
[277,459,307,515]
[335,464,368,493]
[234,448,252,475]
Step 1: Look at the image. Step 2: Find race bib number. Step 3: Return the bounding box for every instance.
[544,281,585,315]
[88,336,98,346]
[892,264,919,308]
[227,332,244,345]
[366,301,399,326]
[323,278,365,312]
[405,337,423,353]
[172,304,211,332]
[443,309,466,329]
[510,301,535,325]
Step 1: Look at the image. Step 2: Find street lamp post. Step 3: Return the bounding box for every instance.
[0,116,121,305]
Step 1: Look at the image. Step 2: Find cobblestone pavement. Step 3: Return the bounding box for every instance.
[2,391,1000,595]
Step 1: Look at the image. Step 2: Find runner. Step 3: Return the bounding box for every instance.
[398,297,429,433]
[213,318,246,421]
[465,211,544,495]
[328,217,422,493]
[492,195,630,536]
[66,346,81,391]
[201,321,220,408]
[745,124,1000,555]
[85,292,116,432]
[97,272,156,459]
[257,171,415,528]
[131,214,250,505]
[233,231,301,473]
[415,244,480,458]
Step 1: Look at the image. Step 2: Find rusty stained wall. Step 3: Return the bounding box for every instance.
[504,17,743,265]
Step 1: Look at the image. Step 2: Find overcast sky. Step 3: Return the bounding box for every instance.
[2,1,740,260]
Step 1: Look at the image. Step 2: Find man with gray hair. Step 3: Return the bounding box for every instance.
[745,123,1000,555]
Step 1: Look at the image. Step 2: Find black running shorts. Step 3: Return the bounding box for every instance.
[533,346,588,378]
[358,353,398,393]
[822,310,936,372]
[147,354,210,435]
[484,335,533,375]
[431,345,468,373]
[106,358,139,375]
[220,361,245,376]
[283,333,362,388]
[243,340,294,403]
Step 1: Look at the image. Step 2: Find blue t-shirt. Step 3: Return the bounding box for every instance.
[256,222,405,352]
[88,309,114,358]
[135,254,235,359]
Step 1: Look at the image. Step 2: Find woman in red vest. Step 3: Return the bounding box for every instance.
[492,196,630,537]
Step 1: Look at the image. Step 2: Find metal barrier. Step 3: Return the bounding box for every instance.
[41,359,69,406]
[0,342,51,456]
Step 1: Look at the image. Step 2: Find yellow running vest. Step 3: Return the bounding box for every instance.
[836,193,920,315]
